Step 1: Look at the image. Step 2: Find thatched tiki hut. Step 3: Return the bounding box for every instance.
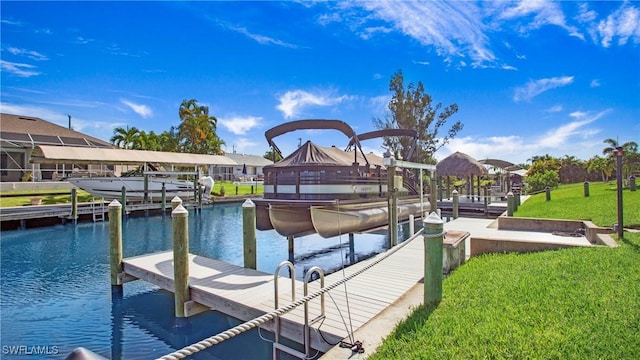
[436,151,488,201]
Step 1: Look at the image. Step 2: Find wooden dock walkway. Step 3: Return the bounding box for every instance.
[122,232,427,354]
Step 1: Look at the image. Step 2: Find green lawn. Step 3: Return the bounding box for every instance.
[370,182,640,359]
[516,182,639,228]
[0,189,96,207]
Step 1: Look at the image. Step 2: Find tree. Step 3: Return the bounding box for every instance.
[586,155,614,182]
[159,127,180,152]
[373,70,463,164]
[558,155,586,183]
[263,149,282,162]
[178,99,225,154]
[602,138,639,181]
[110,126,143,149]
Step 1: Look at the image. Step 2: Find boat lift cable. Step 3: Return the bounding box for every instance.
[156,228,423,360]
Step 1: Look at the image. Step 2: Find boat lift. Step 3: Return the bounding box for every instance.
[383,151,437,247]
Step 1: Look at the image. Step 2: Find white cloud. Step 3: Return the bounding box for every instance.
[357,1,495,66]
[513,76,574,102]
[575,3,597,24]
[537,110,608,147]
[439,110,609,164]
[590,79,601,88]
[0,60,40,77]
[276,90,351,119]
[317,12,342,26]
[218,115,262,135]
[6,47,48,61]
[224,24,298,48]
[121,99,152,118]
[413,60,430,66]
[496,0,584,40]
[596,3,640,47]
[546,105,563,113]
[225,137,259,154]
[501,64,518,71]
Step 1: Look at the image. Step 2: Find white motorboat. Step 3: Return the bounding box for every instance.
[67,172,197,201]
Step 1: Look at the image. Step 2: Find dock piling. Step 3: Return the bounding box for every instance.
[172,204,190,318]
[409,214,415,236]
[507,192,514,216]
[161,183,167,213]
[423,212,443,305]
[242,199,257,270]
[452,190,459,219]
[171,196,182,211]
[120,186,127,219]
[349,233,355,264]
[71,188,78,224]
[109,200,123,287]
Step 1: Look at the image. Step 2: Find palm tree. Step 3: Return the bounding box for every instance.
[178,99,224,154]
[559,155,586,183]
[602,138,639,181]
[587,155,614,182]
[110,126,143,149]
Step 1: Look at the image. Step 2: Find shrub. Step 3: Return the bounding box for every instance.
[526,169,559,192]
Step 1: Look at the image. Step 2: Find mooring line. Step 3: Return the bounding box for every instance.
[157,228,424,360]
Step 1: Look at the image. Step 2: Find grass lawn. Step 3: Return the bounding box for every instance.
[370,183,640,359]
[212,181,263,197]
[0,189,96,207]
[516,182,639,228]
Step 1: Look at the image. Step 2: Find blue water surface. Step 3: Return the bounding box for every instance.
[1,203,409,359]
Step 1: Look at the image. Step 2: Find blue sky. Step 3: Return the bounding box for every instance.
[1,1,639,165]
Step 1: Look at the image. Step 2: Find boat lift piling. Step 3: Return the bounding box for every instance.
[109,200,123,288]
[383,152,437,247]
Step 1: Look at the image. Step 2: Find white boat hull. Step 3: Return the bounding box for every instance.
[67,177,195,201]
[310,198,430,238]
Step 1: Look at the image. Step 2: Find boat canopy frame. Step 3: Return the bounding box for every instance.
[347,128,419,161]
[265,119,369,166]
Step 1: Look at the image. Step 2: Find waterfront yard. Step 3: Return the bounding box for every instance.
[370,182,639,359]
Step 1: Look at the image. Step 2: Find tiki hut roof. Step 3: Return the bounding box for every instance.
[436,151,488,177]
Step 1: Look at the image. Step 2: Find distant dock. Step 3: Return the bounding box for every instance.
[0,195,250,230]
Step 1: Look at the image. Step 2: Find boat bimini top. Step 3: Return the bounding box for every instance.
[264,119,369,166]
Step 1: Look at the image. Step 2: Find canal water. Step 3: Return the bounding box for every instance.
[1,203,416,359]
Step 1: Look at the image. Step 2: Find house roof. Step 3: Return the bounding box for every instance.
[0,113,113,148]
[224,153,273,167]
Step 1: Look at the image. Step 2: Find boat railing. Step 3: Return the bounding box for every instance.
[266,173,386,186]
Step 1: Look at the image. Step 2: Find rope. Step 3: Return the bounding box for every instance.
[157,228,424,360]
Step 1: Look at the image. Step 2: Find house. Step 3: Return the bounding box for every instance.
[214,152,273,181]
[0,113,113,182]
